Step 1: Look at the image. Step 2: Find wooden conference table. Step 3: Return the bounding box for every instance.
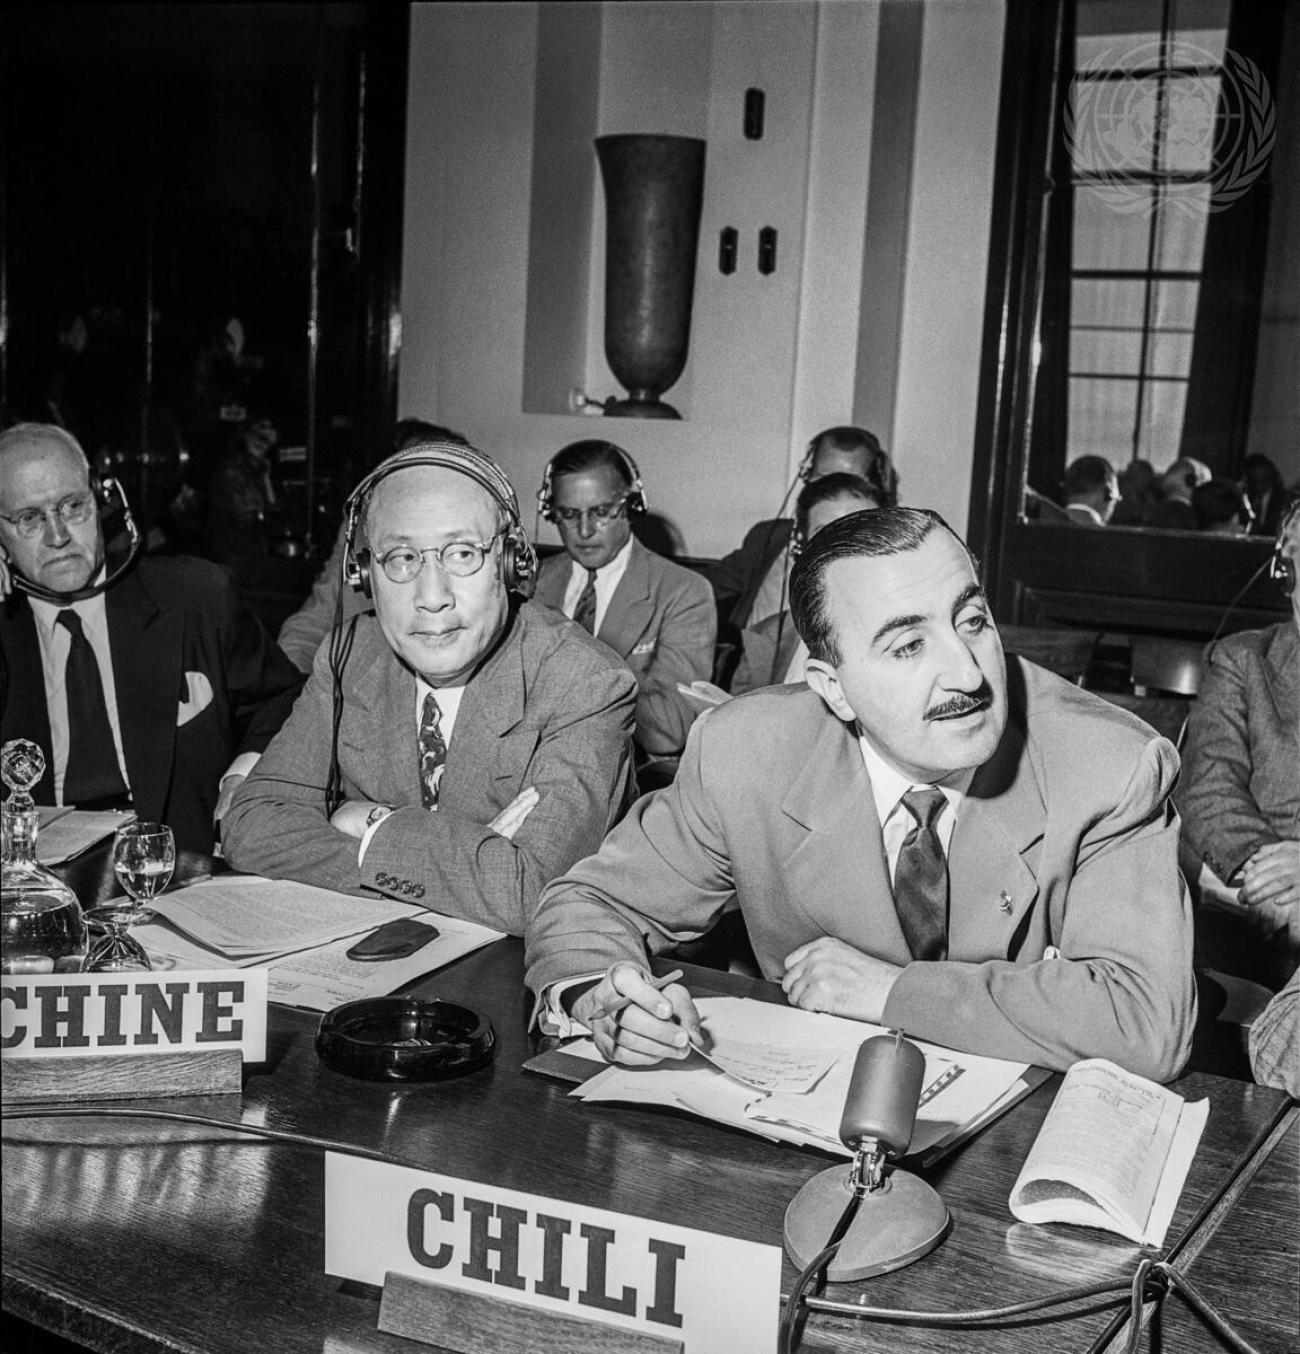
[3,853,1297,1354]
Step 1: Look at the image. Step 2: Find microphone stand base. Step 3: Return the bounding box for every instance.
[783,1165,950,1282]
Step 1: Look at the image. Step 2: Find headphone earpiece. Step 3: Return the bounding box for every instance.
[1271,501,1298,597]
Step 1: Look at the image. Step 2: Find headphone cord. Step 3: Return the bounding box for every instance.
[325,611,359,817]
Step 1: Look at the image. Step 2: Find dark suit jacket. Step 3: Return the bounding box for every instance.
[703,517,793,680]
[223,600,637,934]
[0,556,305,854]
[534,537,715,757]
[527,660,1195,1079]
[1178,621,1299,883]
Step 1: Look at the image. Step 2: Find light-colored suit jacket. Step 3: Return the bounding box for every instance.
[1178,621,1299,883]
[526,660,1195,1079]
[224,601,636,933]
[533,537,715,757]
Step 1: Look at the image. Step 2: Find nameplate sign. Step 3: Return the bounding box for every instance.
[1,969,267,1062]
[325,1155,780,1353]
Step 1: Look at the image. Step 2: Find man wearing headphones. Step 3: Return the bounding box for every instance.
[532,440,715,767]
[222,440,637,934]
[1177,496,1299,984]
[706,426,897,686]
[0,422,305,854]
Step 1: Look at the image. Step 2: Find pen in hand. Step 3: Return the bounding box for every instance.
[588,968,684,1022]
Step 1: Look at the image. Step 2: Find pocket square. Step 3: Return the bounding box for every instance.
[630,640,657,657]
[177,671,214,726]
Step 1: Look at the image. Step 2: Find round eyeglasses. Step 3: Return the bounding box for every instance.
[371,531,504,583]
[0,492,97,538]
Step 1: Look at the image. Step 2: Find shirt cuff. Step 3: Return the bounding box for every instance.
[357,806,394,865]
[222,752,260,785]
[538,973,605,1038]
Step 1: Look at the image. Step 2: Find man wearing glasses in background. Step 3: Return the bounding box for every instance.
[532,440,715,781]
[0,422,304,854]
[222,441,637,934]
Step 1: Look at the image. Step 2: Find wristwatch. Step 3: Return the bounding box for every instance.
[365,804,393,830]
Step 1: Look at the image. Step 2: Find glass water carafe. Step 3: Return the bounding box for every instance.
[1,740,87,973]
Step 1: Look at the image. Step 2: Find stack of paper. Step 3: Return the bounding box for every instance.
[569,997,1042,1162]
[133,876,504,1011]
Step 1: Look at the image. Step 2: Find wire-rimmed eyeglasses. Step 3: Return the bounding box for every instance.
[0,492,97,538]
[371,531,504,583]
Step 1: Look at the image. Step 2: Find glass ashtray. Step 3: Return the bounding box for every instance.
[315,996,495,1082]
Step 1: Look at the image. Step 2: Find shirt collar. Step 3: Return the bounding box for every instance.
[28,567,109,637]
[857,732,975,828]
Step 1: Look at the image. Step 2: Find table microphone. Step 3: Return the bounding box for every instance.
[783,1030,950,1282]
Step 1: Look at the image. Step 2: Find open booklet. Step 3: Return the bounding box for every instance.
[132,876,504,1012]
[1008,1058,1208,1247]
[549,997,1046,1164]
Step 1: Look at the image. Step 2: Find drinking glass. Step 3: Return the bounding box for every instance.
[83,822,175,972]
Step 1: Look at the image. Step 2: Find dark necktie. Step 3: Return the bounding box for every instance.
[57,609,130,807]
[572,568,598,634]
[418,691,447,809]
[893,787,949,961]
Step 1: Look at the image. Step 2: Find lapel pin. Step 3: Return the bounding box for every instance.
[999,891,1013,914]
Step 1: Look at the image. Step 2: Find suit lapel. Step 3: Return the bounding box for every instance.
[597,538,654,660]
[446,607,528,794]
[0,601,56,802]
[779,712,912,961]
[108,570,180,820]
[346,627,421,806]
[949,687,1044,960]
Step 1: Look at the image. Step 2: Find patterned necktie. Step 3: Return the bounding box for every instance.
[57,609,130,807]
[572,568,598,634]
[893,787,949,960]
[418,691,447,809]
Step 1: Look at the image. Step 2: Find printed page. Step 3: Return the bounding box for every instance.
[150,877,415,958]
[35,808,136,865]
[1009,1058,1205,1244]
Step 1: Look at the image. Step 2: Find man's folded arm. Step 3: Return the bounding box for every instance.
[883,737,1195,1081]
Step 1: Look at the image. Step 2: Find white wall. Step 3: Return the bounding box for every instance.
[890,0,1006,537]
[400,0,1006,555]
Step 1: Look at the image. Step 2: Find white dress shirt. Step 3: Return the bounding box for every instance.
[28,586,130,804]
[858,736,972,883]
[560,537,633,635]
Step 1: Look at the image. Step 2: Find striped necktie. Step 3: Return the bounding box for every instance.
[573,568,598,634]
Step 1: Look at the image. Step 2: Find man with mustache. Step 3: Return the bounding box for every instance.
[526,508,1195,1079]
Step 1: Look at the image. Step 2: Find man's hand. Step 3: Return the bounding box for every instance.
[490,786,539,841]
[331,801,390,839]
[214,774,245,824]
[572,962,703,1066]
[782,938,903,1023]
[1241,840,1299,914]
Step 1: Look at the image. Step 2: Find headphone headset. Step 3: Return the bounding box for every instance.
[536,442,647,525]
[341,441,537,599]
[1270,498,1299,596]
[11,472,142,604]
